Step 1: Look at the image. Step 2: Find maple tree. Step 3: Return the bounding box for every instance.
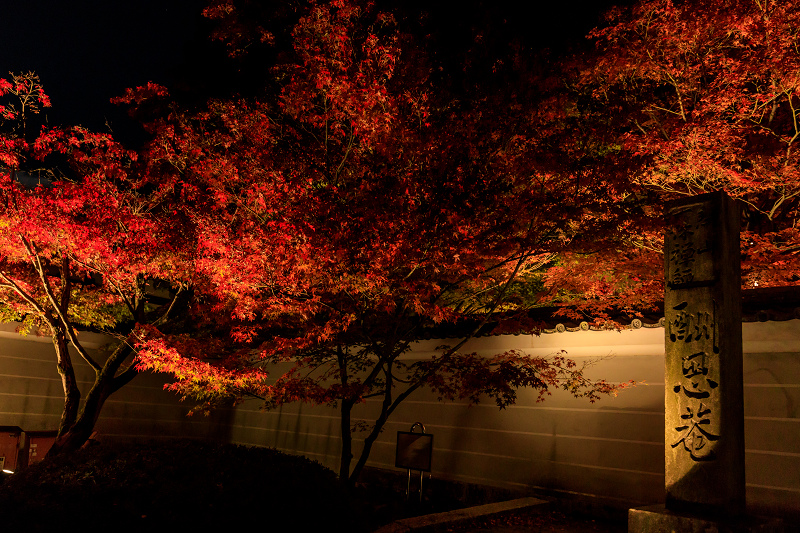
[0,72,190,456]
[545,0,800,312]
[120,0,632,485]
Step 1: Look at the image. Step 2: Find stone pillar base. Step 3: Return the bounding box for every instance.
[628,504,784,533]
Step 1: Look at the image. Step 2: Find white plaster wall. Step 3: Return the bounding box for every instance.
[1,320,797,518]
[0,322,230,443]
[229,321,799,518]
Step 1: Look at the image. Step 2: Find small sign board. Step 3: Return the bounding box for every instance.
[395,431,433,472]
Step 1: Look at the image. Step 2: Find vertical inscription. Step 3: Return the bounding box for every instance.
[668,300,720,462]
[666,205,714,287]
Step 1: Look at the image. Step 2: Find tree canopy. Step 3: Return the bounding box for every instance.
[0,72,191,455]
[119,0,632,483]
[7,0,796,478]
[545,0,800,314]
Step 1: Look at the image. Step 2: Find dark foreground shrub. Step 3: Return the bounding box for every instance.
[0,439,361,532]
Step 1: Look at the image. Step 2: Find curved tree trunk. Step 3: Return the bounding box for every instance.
[348,410,388,487]
[348,372,424,486]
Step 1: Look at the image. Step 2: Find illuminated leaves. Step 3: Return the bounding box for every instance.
[0,72,202,453]
[115,0,631,482]
[575,0,800,289]
[0,72,51,124]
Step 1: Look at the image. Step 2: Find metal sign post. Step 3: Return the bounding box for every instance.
[395,422,433,502]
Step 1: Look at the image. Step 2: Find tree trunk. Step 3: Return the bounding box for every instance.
[47,407,102,456]
[348,375,423,486]
[52,329,80,437]
[47,343,137,457]
[348,407,389,486]
[339,399,354,481]
[336,345,356,483]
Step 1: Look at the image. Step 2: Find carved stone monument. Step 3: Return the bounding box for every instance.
[664,191,744,514]
[629,191,783,532]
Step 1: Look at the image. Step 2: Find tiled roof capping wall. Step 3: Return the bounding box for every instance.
[741,285,800,322]
[420,285,800,338]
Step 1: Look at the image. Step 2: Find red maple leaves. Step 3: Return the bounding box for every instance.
[17,0,797,474]
[0,71,193,455]
[120,0,632,483]
[567,0,800,293]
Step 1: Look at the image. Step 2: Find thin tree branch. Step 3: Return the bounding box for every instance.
[0,270,52,322]
[21,237,100,371]
[335,127,356,180]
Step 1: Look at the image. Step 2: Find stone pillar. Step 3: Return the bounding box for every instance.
[629,191,784,532]
[663,191,744,515]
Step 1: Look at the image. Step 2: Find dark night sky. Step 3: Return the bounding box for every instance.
[0,0,626,141]
[0,0,206,140]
